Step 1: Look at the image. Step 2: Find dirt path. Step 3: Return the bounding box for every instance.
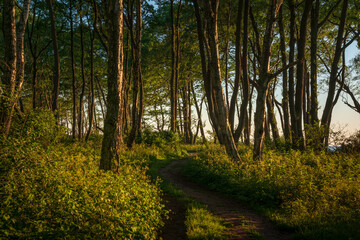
[159,155,294,240]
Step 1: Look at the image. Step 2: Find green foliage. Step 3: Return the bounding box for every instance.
[341,130,360,153]
[183,144,360,240]
[305,123,327,150]
[0,115,166,239]
[137,128,182,148]
[10,109,66,147]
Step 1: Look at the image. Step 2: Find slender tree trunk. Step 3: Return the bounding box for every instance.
[188,81,193,143]
[224,1,231,109]
[229,0,243,132]
[202,0,241,161]
[78,12,86,139]
[192,0,223,144]
[170,0,177,132]
[278,5,291,142]
[321,0,348,145]
[267,89,280,142]
[287,0,296,142]
[191,81,206,143]
[47,0,60,121]
[310,0,320,125]
[127,0,142,148]
[253,0,283,161]
[15,0,31,104]
[294,0,312,149]
[86,30,96,141]
[100,0,124,172]
[70,0,77,138]
[1,0,17,136]
[234,0,250,142]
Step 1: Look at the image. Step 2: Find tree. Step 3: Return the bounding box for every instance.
[293,0,312,149]
[127,0,144,148]
[46,0,61,121]
[253,0,283,161]
[1,0,17,136]
[321,0,349,146]
[193,0,241,161]
[100,0,125,172]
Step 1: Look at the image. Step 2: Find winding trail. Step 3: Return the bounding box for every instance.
[159,154,294,240]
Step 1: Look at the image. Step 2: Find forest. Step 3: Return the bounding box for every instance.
[1,0,360,239]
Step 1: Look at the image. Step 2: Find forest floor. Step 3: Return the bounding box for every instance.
[159,153,294,240]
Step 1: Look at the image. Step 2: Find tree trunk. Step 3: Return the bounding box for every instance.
[15,0,31,104]
[253,0,283,161]
[310,0,320,125]
[321,0,348,145]
[100,0,124,172]
[294,0,312,150]
[47,0,60,121]
[78,12,86,139]
[191,81,206,143]
[287,0,296,143]
[86,30,96,141]
[229,0,243,133]
[224,1,231,109]
[201,0,241,161]
[170,0,177,132]
[193,0,223,144]
[267,89,280,142]
[127,0,142,148]
[69,0,77,139]
[1,0,17,136]
[234,0,250,142]
[278,5,291,142]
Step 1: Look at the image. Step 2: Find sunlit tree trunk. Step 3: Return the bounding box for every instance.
[287,0,296,143]
[100,0,124,172]
[194,0,241,161]
[278,5,291,142]
[15,0,31,108]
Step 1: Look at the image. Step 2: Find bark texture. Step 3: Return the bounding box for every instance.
[100,0,124,172]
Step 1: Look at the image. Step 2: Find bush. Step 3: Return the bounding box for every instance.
[341,130,360,153]
[0,123,166,239]
[10,109,66,147]
[183,144,360,239]
[137,128,181,148]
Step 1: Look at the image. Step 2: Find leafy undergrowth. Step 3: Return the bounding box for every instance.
[183,143,360,240]
[0,110,180,239]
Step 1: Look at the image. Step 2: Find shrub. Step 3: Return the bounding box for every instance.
[1,132,166,239]
[183,144,360,239]
[341,130,360,153]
